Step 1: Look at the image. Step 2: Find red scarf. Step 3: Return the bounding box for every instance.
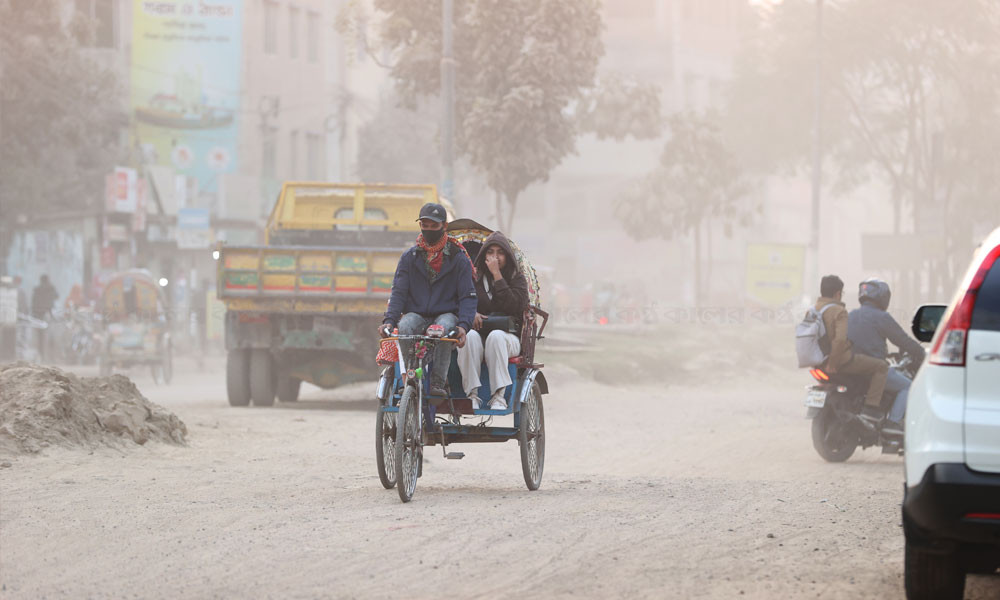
[416,233,477,278]
[416,232,449,273]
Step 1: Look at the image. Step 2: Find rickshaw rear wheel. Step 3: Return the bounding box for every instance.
[226,349,251,407]
[394,385,420,503]
[375,401,397,489]
[518,382,545,491]
[250,349,276,407]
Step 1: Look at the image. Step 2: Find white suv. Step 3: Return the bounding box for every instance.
[904,226,1000,599]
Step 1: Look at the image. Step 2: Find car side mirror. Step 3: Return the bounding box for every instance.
[912,304,947,342]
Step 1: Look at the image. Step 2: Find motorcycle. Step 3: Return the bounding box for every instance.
[804,352,918,462]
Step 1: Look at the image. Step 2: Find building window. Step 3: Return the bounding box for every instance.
[306,133,323,180]
[289,130,299,179]
[264,1,278,55]
[263,127,278,179]
[307,13,320,62]
[75,0,116,48]
[289,7,300,59]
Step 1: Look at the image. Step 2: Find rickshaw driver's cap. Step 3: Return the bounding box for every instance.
[416,203,447,223]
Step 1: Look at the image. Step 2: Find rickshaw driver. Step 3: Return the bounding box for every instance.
[378,202,478,398]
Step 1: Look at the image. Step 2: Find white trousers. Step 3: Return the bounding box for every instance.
[456,329,521,397]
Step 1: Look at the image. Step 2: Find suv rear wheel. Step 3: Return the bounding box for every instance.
[904,536,965,600]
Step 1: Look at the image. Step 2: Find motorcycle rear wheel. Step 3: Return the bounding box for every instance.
[811,407,858,463]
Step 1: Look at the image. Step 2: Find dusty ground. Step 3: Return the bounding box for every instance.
[1,348,998,599]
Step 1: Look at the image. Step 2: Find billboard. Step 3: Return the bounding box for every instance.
[130,0,243,193]
[746,243,806,307]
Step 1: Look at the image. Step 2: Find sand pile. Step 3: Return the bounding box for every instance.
[0,363,187,456]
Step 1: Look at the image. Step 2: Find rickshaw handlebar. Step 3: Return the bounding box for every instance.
[383,335,460,343]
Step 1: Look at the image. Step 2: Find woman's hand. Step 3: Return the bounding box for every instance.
[485,254,503,279]
[473,312,485,330]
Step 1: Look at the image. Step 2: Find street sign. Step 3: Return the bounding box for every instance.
[746,243,806,306]
[105,167,138,213]
[177,208,213,249]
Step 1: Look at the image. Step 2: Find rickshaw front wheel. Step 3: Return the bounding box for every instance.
[375,401,397,490]
[394,385,420,503]
[518,382,545,491]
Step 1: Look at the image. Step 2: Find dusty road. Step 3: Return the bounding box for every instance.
[1,359,998,599]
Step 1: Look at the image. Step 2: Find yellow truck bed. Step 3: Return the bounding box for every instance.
[217,245,399,314]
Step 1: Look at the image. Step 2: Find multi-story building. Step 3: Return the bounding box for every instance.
[6,0,379,344]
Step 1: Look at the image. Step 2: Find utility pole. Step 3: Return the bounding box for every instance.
[810,0,824,292]
[441,0,456,205]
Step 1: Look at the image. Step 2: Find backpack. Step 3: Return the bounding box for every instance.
[795,304,836,368]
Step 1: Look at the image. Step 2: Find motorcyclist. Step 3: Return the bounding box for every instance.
[847,278,926,436]
[814,275,889,424]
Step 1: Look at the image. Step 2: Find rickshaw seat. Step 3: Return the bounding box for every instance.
[391,349,522,415]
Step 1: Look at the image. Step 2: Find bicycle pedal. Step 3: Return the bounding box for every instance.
[444,452,465,460]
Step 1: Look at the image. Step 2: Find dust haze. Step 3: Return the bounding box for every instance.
[1,1,999,598]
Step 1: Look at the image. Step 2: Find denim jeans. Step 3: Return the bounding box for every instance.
[397,312,458,386]
[885,367,911,422]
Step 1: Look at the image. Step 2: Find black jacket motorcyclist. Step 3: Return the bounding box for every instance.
[846,278,925,363]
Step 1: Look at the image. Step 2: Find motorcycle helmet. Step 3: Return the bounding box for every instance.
[858,278,891,311]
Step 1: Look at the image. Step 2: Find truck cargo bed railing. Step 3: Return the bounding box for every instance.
[217,244,402,300]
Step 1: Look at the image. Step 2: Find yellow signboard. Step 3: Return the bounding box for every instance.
[746,244,806,306]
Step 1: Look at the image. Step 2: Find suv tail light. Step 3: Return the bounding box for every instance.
[930,244,1000,366]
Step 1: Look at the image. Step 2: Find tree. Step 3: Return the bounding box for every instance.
[616,113,752,307]
[357,96,441,185]
[0,1,124,220]
[726,0,1000,291]
[577,73,663,142]
[359,0,605,232]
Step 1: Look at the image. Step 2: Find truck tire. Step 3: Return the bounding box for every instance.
[227,349,251,407]
[277,375,301,403]
[250,349,276,407]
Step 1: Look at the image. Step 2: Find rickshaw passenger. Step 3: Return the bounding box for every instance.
[457,231,529,410]
[379,203,477,398]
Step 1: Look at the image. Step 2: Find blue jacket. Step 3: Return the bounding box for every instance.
[847,303,926,362]
[383,241,478,332]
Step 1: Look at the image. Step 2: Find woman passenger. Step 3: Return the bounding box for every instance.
[456,231,529,410]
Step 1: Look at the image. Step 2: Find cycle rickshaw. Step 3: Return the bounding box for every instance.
[97,269,173,384]
[373,220,550,502]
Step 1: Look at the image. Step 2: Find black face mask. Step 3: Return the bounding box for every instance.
[421,228,444,244]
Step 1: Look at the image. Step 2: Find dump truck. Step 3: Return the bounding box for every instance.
[217,182,450,406]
